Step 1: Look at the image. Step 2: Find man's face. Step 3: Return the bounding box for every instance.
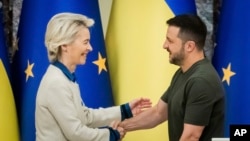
[163,26,185,66]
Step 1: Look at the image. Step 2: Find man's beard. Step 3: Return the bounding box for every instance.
[169,47,185,66]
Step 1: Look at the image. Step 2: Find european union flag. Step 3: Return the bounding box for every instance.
[212,0,250,137]
[11,0,114,141]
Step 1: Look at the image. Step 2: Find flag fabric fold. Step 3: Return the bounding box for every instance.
[0,6,19,141]
[11,0,114,141]
[212,0,250,137]
[105,0,196,140]
[165,0,196,15]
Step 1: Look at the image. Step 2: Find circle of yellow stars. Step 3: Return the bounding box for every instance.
[92,52,107,74]
[222,63,236,85]
[25,60,34,82]
[24,52,107,82]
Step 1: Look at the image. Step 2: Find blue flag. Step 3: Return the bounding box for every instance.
[11,0,114,141]
[165,0,196,15]
[212,1,250,137]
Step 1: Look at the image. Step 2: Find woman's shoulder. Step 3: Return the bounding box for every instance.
[41,65,69,85]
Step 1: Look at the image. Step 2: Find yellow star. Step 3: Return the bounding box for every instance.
[92,52,107,74]
[25,60,35,82]
[222,63,236,85]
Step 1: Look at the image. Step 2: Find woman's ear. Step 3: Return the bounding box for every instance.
[61,44,67,52]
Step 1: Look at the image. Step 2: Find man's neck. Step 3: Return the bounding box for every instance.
[180,53,205,72]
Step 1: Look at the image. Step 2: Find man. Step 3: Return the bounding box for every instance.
[120,14,225,141]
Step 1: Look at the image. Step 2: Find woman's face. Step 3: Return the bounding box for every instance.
[66,27,93,66]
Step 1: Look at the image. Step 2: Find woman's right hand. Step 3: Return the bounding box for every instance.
[110,120,126,140]
[116,126,125,140]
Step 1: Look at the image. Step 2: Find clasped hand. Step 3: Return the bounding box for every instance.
[110,97,152,140]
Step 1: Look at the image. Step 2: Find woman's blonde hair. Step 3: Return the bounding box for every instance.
[45,12,94,62]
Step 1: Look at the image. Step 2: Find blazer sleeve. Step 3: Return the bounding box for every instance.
[46,81,117,141]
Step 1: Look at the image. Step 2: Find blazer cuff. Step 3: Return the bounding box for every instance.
[108,127,120,141]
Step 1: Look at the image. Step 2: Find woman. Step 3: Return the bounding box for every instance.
[35,12,151,141]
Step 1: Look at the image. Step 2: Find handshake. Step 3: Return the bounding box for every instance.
[109,120,126,140]
[110,97,152,140]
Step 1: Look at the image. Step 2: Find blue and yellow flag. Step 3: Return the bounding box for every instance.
[105,0,195,140]
[11,0,114,141]
[165,0,196,15]
[0,6,19,141]
[212,0,250,137]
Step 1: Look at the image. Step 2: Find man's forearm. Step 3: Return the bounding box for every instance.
[120,106,166,131]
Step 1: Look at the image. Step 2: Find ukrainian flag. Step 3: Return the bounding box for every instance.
[0,5,19,141]
[106,0,196,140]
